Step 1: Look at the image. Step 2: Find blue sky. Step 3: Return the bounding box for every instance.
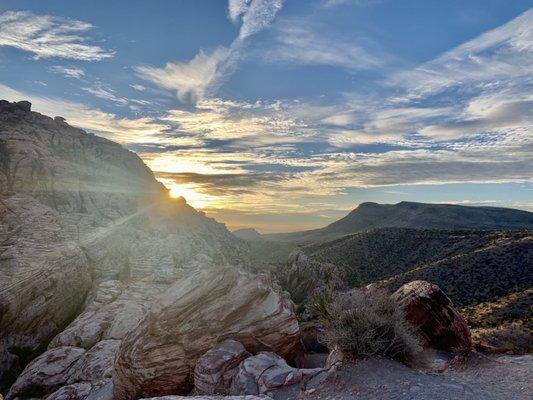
[0,0,532,232]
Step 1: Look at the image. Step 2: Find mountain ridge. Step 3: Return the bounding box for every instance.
[264,201,533,243]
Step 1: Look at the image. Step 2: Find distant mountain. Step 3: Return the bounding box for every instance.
[264,201,533,243]
[232,228,264,241]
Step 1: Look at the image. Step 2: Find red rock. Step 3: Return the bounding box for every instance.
[392,280,472,354]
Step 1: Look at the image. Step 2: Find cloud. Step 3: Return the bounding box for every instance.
[81,84,129,105]
[389,8,533,97]
[130,84,146,91]
[228,0,249,23]
[0,11,114,61]
[135,47,231,103]
[263,21,385,71]
[235,0,284,40]
[136,0,284,103]
[0,82,169,144]
[49,65,85,79]
[323,0,381,7]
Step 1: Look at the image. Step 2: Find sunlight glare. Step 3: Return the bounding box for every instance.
[157,177,214,209]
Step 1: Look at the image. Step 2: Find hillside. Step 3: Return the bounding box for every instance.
[265,201,533,243]
[232,227,264,241]
[300,227,532,352]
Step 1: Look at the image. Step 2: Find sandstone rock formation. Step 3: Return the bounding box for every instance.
[6,346,86,399]
[113,267,302,399]
[194,339,251,395]
[230,352,322,397]
[392,280,472,354]
[0,100,250,394]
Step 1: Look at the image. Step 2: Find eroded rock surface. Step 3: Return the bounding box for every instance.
[392,280,472,354]
[230,352,322,397]
[0,100,250,395]
[6,346,85,399]
[113,267,302,399]
[194,339,251,395]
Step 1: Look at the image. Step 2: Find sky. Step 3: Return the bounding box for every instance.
[0,0,532,233]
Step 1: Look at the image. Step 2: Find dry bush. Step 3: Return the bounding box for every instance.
[318,289,423,364]
[472,322,532,355]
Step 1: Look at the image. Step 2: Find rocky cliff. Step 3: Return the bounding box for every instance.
[0,100,265,397]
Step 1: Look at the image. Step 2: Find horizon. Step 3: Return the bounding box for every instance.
[0,1,532,233]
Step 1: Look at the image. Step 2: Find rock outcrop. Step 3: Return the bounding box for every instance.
[6,346,86,399]
[392,280,472,354]
[194,339,251,395]
[113,267,302,399]
[0,100,250,394]
[230,352,322,397]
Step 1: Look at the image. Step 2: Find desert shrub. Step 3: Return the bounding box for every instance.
[318,289,423,364]
[472,322,533,355]
[276,264,317,310]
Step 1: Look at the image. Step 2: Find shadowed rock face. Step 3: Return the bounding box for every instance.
[113,267,302,400]
[392,280,472,354]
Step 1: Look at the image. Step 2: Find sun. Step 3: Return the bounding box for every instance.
[157,178,214,209]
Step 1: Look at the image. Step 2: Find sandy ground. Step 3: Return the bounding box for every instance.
[301,354,532,400]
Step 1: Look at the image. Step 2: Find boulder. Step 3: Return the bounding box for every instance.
[46,379,113,400]
[45,382,93,400]
[194,339,251,395]
[392,280,472,354]
[113,267,302,400]
[6,346,85,400]
[67,339,120,383]
[0,342,20,392]
[230,352,322,397]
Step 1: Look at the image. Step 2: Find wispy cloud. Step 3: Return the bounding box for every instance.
[0,11,114,61]
[135,0,284,103]
[389,9,533,97]
[130,84,146,91]
[49,65,85,79]
[135,47,231,103]
[323,0,381,8]
[263,21,385,71]
[0,83,168,144]
[81,84,129,106]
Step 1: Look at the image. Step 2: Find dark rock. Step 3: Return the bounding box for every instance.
[0,342,21,392]
[229,352,322,397]
[392,280,472,354]
[194,339,251,395]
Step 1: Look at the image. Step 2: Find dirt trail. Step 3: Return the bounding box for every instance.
[302,354,532,400]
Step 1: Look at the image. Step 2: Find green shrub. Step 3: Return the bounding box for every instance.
[319,289,423,364]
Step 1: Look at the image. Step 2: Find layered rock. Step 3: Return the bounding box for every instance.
[0,100,250,394]
[230,352,322,397]
[392,280,472,354]
[113,267,302,399]
[6,346,86,399]
[194,339,251,395]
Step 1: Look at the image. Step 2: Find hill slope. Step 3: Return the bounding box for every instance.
[301,227,533,352]
[265,201,533,243]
